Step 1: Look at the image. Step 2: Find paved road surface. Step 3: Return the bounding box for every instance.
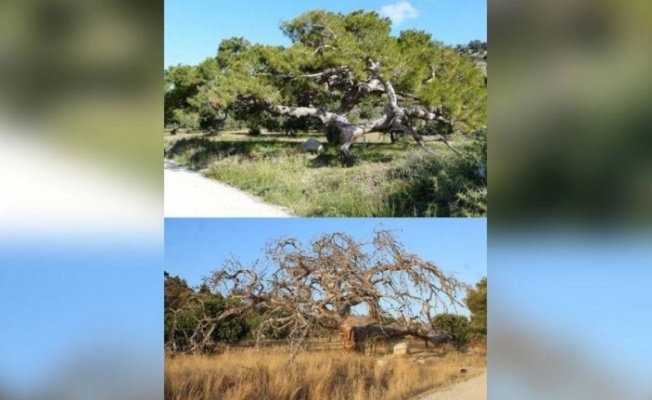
[164,159,292,217]
[415,371,486,400]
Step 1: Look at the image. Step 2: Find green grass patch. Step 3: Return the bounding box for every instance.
[164,130,486,217]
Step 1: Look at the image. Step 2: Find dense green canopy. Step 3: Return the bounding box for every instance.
[165,10,486,161]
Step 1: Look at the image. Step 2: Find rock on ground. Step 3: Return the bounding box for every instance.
[301,137,324,153]
[393,342,410,356]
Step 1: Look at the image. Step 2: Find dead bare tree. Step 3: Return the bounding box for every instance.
[166,229,470,360]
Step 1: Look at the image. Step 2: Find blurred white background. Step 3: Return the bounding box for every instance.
[1,0,651,399]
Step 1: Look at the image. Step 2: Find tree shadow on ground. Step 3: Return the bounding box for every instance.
[165,136,420,171]
[307,153,341,168]
[164,137,301,170]
[163,159,186,171]
[306,143,402,168]
[356,143,399,164]
[248,132,316,139]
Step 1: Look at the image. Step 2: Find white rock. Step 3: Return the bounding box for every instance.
[301,137,324,153]
[393,342,410,356]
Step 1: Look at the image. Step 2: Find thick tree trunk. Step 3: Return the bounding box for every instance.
[339,323,455,354]
[261,105,444,164]
[258,76,459,164]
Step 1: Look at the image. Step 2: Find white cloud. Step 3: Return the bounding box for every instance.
[380,1,419,26]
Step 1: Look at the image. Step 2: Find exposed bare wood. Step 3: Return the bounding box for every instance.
[234,61,462,163]
[165,230,470,357]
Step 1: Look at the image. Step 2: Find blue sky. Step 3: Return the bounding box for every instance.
[0,244,162,397]
[490,232,652,394]
[165,0,487,68]
[164,218,487,315]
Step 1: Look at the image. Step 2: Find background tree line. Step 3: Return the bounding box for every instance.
[164,271,486,354]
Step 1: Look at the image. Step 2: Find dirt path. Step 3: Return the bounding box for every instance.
[415,371,486,400]
[164,159,293,217]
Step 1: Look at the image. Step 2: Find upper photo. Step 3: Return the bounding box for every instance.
[164,1,487,217]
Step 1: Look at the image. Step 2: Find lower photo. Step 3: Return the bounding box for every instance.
[164,218,487,400]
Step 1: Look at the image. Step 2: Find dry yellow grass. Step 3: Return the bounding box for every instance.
[165,340,486,400]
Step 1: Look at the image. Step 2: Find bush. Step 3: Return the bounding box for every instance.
[387,135,487,217]
[248,125,262,136]
[199,113,225,134]
[280,116,321,135]
[164,273,250,354]
[172,109,200,131]
[432,313,470,347]
[465,277,487,338]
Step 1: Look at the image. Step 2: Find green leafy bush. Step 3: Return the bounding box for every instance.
[431,313,470,347]
[388,135,487,217]
[464,277,487,340]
